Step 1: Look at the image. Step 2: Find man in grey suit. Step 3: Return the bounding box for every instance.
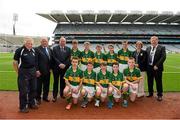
[146,36,166,101]
[52,36,71,102]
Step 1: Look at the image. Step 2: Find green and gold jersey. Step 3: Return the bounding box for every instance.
[71,48,82,60]
[81,50,94,65]
[110,72,124,89]
[97,70,111,88]
[117,49,132,64]
[106,52,117,66]
[64,67,83,86]
[123,67,141,82]
[94,52,107,68]
[82,70,96,87]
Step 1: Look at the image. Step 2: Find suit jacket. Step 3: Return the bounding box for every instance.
[146,45,166,71]
[35,46,52,75]
[132,49,147,71]
[52,45,71,70]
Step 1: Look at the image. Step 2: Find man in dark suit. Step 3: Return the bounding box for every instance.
[146,36,166,101]
[36,37,52,104]
[132,41,147,98]
[52,36,71,102]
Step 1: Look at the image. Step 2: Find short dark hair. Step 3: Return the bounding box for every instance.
[108,44,114,48]
[128,57,135,61]
[100,62,107,66]
[71,56,79,61]
[72,39,78,44]
[122,40,128,44]
[87,61,93,65]
[112,62,119,66]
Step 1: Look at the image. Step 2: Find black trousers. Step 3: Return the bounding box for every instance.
[147,65,163,96]
[18,67,37,109]
[36,72,50,100]
[52,68,67,98]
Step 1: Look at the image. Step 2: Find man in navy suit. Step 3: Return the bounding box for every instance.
[52,36,71,102]
[146,36,166,101]
[36,37,52,104]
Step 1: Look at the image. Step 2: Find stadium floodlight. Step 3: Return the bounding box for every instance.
[13,13,18,36]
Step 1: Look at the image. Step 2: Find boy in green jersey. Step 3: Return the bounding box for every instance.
[93,44,106,73]
[80,42,94,71]
[95,62,111,107]
[81,62,96,108]
[123,57,142,106]
[63,57,83,110]
[105,44,118,73]
[117,40,132,72]
[71,39,82,61]
[108,62,129,108]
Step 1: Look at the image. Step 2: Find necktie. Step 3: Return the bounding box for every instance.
[149,47,155,65]
[136,52,139,64]
[43,47,50,59]
[61,47,64,52]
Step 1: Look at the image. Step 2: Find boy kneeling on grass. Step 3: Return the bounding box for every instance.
[123,57,142,106]
[63,57,83,110]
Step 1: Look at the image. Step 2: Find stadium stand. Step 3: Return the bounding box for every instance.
[0,34,42,52]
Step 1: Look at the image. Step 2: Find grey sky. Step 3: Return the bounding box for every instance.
[0,0,179,36]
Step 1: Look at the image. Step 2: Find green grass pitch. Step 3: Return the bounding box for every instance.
[0,53,180,91]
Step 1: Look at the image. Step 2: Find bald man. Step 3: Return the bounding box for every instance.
[35,37,52,104]
[52,36,71,102]
[13,37,38,113]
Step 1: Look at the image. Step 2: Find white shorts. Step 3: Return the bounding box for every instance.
[96,86,108,98]
[112,88,121,99]
[70,85,80,98]
[79,64,87,71]
[107,66,113,73]
[93,67,100,73]
[119,64,128,73]
[83,86,95,98]
[129,83,138,94]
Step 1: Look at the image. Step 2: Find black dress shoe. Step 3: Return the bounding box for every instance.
[43,98,50,102]
[29,104,38,109]
[52,97,57,102]
[36,99,41,105]
[157,96,163,101]
[146,94,153,97]
[19,108,29,113]
[61,96,65,99]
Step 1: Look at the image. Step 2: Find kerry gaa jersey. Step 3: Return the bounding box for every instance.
[97,70,111,88]
[81,50,94,65]
[123,67,141,82]
[64,67,83,86]
[117,49,132,64]
[82,69,96,87]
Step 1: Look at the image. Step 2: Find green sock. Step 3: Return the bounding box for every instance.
[66,97,72,103]
[83,92,88,101]
[95,96,100,101]
[108,94,113,102]
[122,92,128,100]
